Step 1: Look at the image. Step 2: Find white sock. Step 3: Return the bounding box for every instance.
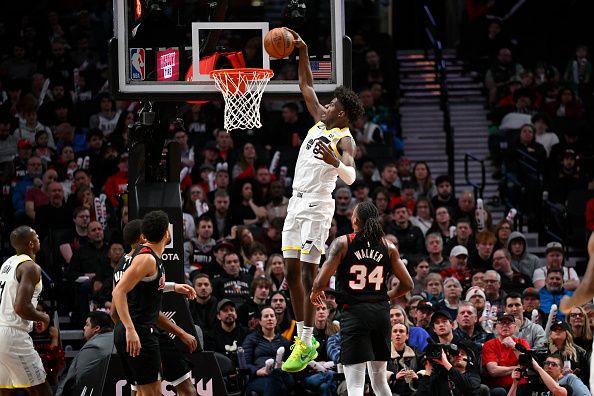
[301,326,313,347]
[296,321,304,339]
[275,347,285,369]
[343,362,367,396]
[367,361,392,396]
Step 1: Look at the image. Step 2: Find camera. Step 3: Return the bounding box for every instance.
[516,348,548,390]
[425,342,459,360]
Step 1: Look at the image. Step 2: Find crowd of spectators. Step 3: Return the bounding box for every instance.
[1,2,594,396]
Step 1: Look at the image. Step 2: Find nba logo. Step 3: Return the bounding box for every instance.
[130,48,145,80]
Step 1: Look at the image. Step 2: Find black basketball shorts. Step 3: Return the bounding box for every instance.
[158,330,193,386]
[114,322,161,385]
[340,301,391,365]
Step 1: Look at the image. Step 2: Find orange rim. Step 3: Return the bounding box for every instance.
[209,68,274,81]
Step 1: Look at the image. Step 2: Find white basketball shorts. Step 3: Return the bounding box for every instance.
[0,326,46,389]
[282,191,335,264]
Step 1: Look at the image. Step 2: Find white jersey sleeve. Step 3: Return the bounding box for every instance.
[0,255,43,332]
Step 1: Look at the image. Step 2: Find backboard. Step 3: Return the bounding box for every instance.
[109,0,351,101]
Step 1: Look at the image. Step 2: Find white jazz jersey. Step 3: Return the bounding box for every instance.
[292,121,353,195]
[0,254,42,332]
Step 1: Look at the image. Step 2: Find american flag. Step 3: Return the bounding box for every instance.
[310,61,332,79]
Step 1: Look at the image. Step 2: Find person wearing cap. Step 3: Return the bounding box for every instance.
[507,231,543,278]
[209,238,234,279]
[431,310,481,374]
[204,298,249,367]
[200,140,223,170]
[492,249,533,294]
[540,269,574,321]
[103,150,128,208]
[504,292,546,349]
[465,286,488,320]
[431,175,457,213]
[415,337,482,396]
[533,242,579,291]
[546,320,590,386]
[482,313,531,393]
[521,287,546,327]
[11,138,33,181]
[441,246,473,290]
[455,301,494,348]
[414,301,436,330]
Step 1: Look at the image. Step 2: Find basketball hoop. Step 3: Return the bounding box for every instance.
[210,68,273,131]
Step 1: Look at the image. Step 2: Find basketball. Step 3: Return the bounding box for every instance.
[264,27,295,59]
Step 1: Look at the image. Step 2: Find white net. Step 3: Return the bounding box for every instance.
[210,69,274,131]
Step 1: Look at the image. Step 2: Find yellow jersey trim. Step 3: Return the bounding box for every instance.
[281,246,302,251]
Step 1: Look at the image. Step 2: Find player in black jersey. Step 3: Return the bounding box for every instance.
[112,219,198,396]
[310,201,413,396]
[112,210,173,396]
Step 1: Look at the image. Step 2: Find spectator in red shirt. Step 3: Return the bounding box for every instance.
[482,313,530,395]
[103,151,128,208]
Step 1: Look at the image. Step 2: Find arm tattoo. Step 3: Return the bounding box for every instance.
[326,237,344,262]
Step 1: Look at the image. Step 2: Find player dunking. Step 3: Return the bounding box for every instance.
[112,210,170,396]
[0,226,52,396]
[112,219,198,396]
[311,202,413,396]
[559,232,594,390]
[281,29,364,373]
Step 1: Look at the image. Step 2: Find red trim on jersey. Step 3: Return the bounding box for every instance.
[139,247,152,254]
[348,233,356,244]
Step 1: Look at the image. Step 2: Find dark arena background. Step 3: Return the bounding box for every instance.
[0,0,593,395]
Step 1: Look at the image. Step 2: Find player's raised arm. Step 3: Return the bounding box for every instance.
[387,242,413,302]
[287,28,324,122]
[310,236,347,306]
